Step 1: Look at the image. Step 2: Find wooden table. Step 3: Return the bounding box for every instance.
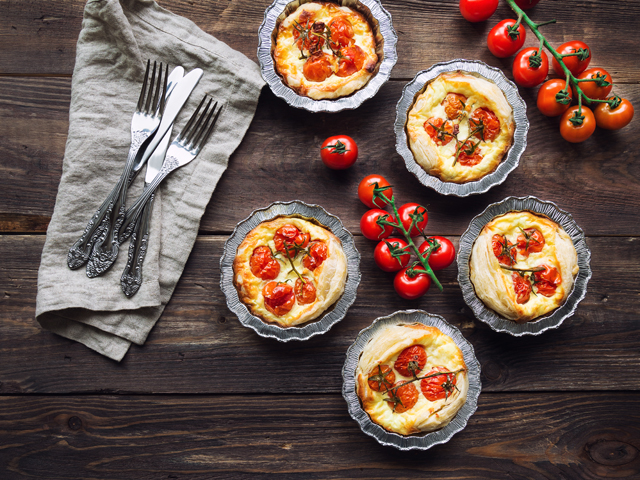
[2,0,639,478]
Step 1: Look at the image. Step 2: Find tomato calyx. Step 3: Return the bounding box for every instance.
[528,48,543,69]
[555,88,572,106]
[370,183,394,207]
[569,109,586,126]
[561,47,590,63]
[608,95,622,110]
[321,139,350,155]
[383,239,412,267]
[368,364,395,392]
[507,16,524,40]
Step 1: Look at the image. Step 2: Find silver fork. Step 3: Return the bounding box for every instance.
[67,60,167,276]
[119,96,222,297]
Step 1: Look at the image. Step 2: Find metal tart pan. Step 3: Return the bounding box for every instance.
[394,59,529,196]
[220,200,361,341]
[457,196,592,335]
[257,0,397,112]
[342,310,481,450]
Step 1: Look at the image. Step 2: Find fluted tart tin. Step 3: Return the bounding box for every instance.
[220,201,361,341]
[457,196,592,336]
[395,59,529,196]
[342,310,481,450]
[257,0,397,112]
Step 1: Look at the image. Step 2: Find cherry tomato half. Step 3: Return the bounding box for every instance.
[594,97,634,130]
[419,236,456,271]
[559,105,596,143]
[320,135,358,169]
[552,40,591,77]
[514,0,541,9]
[537,79,572,117]
[512,47,549,88]
[394,266,432,300]
[575,67,613,101]
[459,0,498,23]
[397,203,428,237]
[374,238,410,272]
[357,174,393,208]
[360,209,396,240]
[487,19,526,58]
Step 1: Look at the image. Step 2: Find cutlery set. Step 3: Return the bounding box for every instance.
[67,60,221,297]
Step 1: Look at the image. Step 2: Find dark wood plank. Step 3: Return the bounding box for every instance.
[1,77,639,235]
[1,393,639,479]
[1,234,638,394]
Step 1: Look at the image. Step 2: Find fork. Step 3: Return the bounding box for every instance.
[120,96,222,297]
[67,60,167,275]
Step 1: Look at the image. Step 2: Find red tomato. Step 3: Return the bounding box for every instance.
[274,225,309,258]
[594,97,634,130]
[374,238,410,272]
[367,364,396,392]
[537,79,572,117]
[459,0,498,22]
[320,135,358,169]
[420,366,458,401]
[336,45,366,77]
[517,228,545,258]
[386,381,419,413]
[533,264,561,297]
[293,20,325,53]
[394,345,427,377]
[514,0,541,9]
[394,266,432,300]
[249,246,280,280]
[424,117,455,146]
[419,236,455,271]
[492,234,515,266]
[487,19,526,58]
[303,53,333,82]
[263,281,295,316]
[302,241,328,270]
[397,203,428,237]
[470,107,500,141]
[357,174,393,208]
[512,47,549,88]
[552,40,591,76]
[360,209,396,240]
[442,93,468,120]
[511,272,532,304]
[560,105,596,143]
[457,140,484,167]
[328,16,354,49]
[575,67,613,100]
[294,277,316,304]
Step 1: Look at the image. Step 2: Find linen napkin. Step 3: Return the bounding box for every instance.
[36,0,264,361]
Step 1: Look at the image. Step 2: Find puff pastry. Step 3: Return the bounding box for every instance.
[274,2,378,100]
[406,71,515,183]
[356,323,468,436]
[233,216,347,327]
[469,211,579,322]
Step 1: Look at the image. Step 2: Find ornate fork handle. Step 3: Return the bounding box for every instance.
[120,192,155,297]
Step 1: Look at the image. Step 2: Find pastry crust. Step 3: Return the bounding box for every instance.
[233,216,347,327]
[406,71,515,183]
[356,323,468,436]
[469,211,579,322]
[274,2,378,100]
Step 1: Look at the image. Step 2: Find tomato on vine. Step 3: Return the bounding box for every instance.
[552,40,591,76]
[320,135,358,169]
[459,0,498,22]
[487,19,526,58]
[360,209,396,240]
[512,47,548,88]
[419,236,456,271]
[394,266,432,300]
[594,97,634,130]
[559,105,596,143]
[374,238,410,272]
[397,203,428,237]
[357,174,393,208]
[575,67,613,100]
[394,345,427,377]
[537,79,572,117]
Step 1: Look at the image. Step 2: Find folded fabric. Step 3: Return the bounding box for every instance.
[36,0,264,361]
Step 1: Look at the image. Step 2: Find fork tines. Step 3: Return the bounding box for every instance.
[136,59,168,115]
[178,96,222,152]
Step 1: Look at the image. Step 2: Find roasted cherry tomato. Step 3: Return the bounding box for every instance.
[293,19,326,53]
[424,117,455,146]
[320,135,358,169]
[487,19,526,58]
[442,93,468,120]
[533,264,561,297]
[594,97,634,130]
[274,225,310,258]
[514,0,541,9]
[397,203,428,237]
[329,16,354,49]
[337,45,366,77]
[512,272,532,304]
[367,364,396,392]
[263,281,295,316]
[357,174,393,208]
[394,267,432,300]
[419,236,455,271]
[517,228,545,258]
[513,47,549,88]
[421,366,458,401]
[560,105,596,143]
[552,40,591,76]
[303,52,333,82]
[394,345,427,377]
[294,277,317,304]
[374,237,410,272]
[459,0,498,22]
[457,140,483,167]
[492,234,516,266]
[360,209,396,240]
[470,107,500,141]
[302,241,328,270]
[537,79,572,117]
[249,246,281,280]
[386,381,419,413]
[575,67,613,100]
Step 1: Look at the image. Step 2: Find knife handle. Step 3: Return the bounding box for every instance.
[121,192,155,297]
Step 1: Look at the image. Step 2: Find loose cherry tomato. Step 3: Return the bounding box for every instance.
[492,234,515,266]
[320,135,358,169]
[397,203,428,237]
[514,0,541,9]
[512,47,549,88]
[263,281,295,316]
[575,67,613,100]
[328,16,354,49]
[303,53,333,82]
[420,366,458,401]
[457,140,483,167]
[394,345,427,377]
[533,264,561,296]
[249,246,281,280]
[424,117,455,146]
[302,241,328,270]
[294,277,317,304]
[367,364,396,392]
[374,237,410,272]
[516,228,545,258]
[386,381,419,413]
[442,93,468,120]
[552,40,591,77]
[357,174,393,208]
[470,108,500,141]
[336,45,366,77]
[594,97,634,130]
[560,105,596,143]
[511,272,532,304]
[537,79,572,117]
[487,19,526,58]
[419,236,455,271]
[459,0,498,23]
[274,225,310,258]
[394,266,432,300]
[360,209,396,240]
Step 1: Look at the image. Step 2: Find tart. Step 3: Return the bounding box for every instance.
[355,323,468,436]
[233,216,348,328]
[469,211,579,322]
[273,1,378,100]
[406,71,515,183]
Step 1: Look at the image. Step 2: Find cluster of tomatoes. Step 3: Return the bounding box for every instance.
[357,174,456,300]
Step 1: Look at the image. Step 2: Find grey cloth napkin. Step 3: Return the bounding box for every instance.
[35,0,264,361]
